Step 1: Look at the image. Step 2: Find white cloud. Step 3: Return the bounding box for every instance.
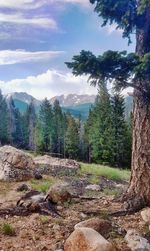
[0,69,97,99]
[0,0,48,9]
[0,13,57,29]
[54,0,89,7]
[0,0,90,9]
[0,50,64,65]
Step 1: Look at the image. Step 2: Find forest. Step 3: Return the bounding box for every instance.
[0,88,132,167]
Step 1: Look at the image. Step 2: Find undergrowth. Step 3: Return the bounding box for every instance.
[30,176,58,193]
[80,163,130,182]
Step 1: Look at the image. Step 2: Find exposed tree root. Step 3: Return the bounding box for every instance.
[0,200,61,218]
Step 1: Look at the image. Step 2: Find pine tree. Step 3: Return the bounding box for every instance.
[39,98,53,152]
[34,119,44,152]
[111,92,132,167]
[83,108,93,162]
[0,90,9,145]
[65,114,80,159]
[53,100,65,156]
[66,0,150,210]
[8,98,24,147]
[86,86,114,164]
[24,101,37,150]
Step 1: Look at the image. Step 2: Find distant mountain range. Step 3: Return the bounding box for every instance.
[5,92,133,120]
[50,94,96,107]
[5,92,41,107]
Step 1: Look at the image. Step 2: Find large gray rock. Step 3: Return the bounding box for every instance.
[34,155,80,176]
[125,229,150,251]
[64,227,116,251]
[0,146,35,181]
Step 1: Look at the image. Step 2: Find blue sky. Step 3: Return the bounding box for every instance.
[0,0,135,99]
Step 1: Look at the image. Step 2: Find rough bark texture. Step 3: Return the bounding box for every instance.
[124,6,150,211]
[125,91,150,210]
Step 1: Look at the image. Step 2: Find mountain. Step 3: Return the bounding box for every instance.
[50,94,96,107]
[5,93,96,118]
[5,92,41,107]
[62,103,93,120]
[4,92,133,120]
[5,92,41,113]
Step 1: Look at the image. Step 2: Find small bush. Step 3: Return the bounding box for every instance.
[2,223,15,236]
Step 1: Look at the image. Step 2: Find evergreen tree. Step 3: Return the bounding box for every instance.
[65,114,80,159]
[53,100,66,156]
[86,86,114,164]
[24,101,37,150]
[83,108,93,162]
[34,119,44,152]
[66,0,150,210]
[111,92,132,167]
[0,90,9,145]
[39,98,53,152]
[8,98,24,147]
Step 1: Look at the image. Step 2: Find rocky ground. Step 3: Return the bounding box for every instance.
[0,173,149,251]
[0,146,150,251]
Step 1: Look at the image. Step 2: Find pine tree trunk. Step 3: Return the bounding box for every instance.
[125,90,150,211]
[124,7,150,211]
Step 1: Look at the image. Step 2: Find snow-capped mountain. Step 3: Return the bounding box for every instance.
[3,92,133,120]
[50,94,96,106]
[5,92,41,107]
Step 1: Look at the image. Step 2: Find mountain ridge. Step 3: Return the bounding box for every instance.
[4,92,133,120]
[50,94,96,106]
[5,92,96,107]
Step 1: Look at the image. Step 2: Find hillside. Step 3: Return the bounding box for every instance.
[62,103,93,120]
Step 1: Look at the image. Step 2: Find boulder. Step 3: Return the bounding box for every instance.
[0,146,35,181]
[141,208,150,223]
[34,155,80,176]
[64,227,115,251]
[46,182,72,203]
[74,218,112,238]
[125,229,150,251]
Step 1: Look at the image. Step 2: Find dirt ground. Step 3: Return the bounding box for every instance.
[0,175,149,251]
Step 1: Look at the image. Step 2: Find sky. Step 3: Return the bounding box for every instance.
[0,0,136,100]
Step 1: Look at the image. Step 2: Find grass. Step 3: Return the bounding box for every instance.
[1,223,15,236]
[103,188,122,197]
[30,176,58,193]
[80,163,130,182]
[39,216,50,224]
[89,175,100,184]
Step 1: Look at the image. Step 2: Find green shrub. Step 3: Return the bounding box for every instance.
[2,223,15,236]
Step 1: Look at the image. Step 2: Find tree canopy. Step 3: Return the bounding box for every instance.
[66,50,150,100]
[90,0,150,41]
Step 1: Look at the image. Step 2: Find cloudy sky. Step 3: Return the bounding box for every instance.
[0,0,135,99]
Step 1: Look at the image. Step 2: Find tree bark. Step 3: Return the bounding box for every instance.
[125,90,150,211]
[124,7,150,211]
